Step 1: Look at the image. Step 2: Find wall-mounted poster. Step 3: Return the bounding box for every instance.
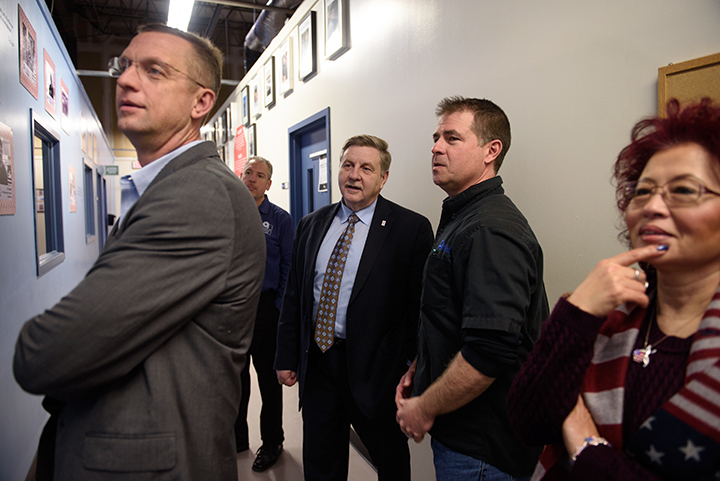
[325,0,350,60]
[264,57,275,108]
[0,121,16,215]
[35,189,44,213]
[298,11,317,81]
[241,86,250,126]
[60,78,70,134]
[278,37,294,97]
[248,123,257,156]
[18,6,38,99]
[234,125,247,178]
[44,50,57,119]
[68,165,77,213]
[251,75,261,120]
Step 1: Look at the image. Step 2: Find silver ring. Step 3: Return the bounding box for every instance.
[633,268,640,281]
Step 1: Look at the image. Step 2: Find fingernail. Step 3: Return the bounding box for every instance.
[656,244,669,251]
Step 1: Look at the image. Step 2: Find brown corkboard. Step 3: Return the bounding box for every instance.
[658,52,720,117]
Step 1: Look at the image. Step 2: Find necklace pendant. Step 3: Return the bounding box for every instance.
[632,344,656,368]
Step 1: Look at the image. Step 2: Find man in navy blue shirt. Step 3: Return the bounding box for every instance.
[237,156,295,471]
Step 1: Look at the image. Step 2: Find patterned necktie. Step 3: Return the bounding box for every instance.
[315,213,359,352]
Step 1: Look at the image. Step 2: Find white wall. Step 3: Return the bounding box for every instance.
[209,0,720,477]
[0,0,116,478]
[214,0,720,305]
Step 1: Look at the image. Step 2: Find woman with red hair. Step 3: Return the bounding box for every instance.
[509,98,720,480]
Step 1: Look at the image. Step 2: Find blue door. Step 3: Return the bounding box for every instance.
[289,108,331,223]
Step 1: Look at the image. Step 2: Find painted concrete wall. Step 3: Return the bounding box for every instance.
[212,0,720,307]
[0,0,116,478]
[208,0,720,478]
[0,0,717,478]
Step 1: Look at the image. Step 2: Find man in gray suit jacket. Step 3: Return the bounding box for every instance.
[13,24,265,480]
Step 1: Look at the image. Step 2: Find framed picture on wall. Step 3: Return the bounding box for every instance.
[60,78,70,134]
[325,0,349,60]
[241,85,250,126]
[264,57,275,108]
[298,11,317,81]
[18,6,38,99]
[44,50,57,119]
[227,104,235,139]
[0,120,16,215]
[248,123,257,156]
[251,75,261,120]
[277,37,294,97]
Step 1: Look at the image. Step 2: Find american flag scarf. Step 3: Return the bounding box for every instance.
[531,288,720,481]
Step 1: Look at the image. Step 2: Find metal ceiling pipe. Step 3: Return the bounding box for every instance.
[202,0,296,15]
[243,0,302,72]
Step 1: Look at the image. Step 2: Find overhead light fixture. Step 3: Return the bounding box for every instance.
[167,0,195,32]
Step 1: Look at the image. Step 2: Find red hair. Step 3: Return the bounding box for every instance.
[614,98,720,212]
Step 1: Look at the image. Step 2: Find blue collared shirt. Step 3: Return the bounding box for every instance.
[312,199,377,339]
[120,140,203,218]
[258,196,295,309]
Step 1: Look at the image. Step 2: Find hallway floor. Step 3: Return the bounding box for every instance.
[237,368,378,480]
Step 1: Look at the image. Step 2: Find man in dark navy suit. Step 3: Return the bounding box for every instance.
[275,134,433,481]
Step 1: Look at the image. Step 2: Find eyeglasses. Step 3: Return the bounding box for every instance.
[108,56,206,89]
[626,177,720,208]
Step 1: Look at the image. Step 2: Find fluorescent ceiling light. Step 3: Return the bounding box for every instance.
[167,0,195,32]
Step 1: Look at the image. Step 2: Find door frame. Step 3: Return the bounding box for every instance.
[288,107,331,222]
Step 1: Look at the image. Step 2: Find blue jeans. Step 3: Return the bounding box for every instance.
[431,438,530,481]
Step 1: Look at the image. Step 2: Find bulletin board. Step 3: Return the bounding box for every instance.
[658,52,720,117]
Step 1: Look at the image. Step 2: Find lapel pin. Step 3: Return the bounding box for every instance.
[381,220,386,226]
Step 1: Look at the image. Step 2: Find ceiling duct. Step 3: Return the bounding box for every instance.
[243,0,302,72]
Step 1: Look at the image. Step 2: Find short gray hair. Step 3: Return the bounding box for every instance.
[247,156,273,179]
[341,135,391,174]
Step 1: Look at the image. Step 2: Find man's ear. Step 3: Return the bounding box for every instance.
[266,178,272,191]
[379,170,389,190]
[483,139,503,166]
[191,89,216,121]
